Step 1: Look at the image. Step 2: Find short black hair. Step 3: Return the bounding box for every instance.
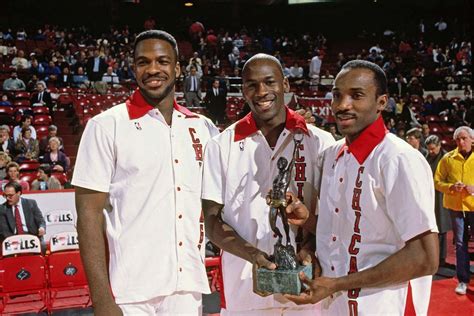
[38,164,52,176]
[340,60,388,96]
[133,30,178,62]
[4,181,22,193]
[242,53,284,78]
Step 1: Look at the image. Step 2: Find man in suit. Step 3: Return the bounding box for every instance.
[184,66,202,108]
[31,81,52,109]
[204,78,227,124]
[86,49,107,82]
[0,181,46,244]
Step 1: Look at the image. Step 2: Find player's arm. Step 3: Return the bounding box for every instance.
[76,186,122,316]
[202,199,274,268]
[286,230,438,304]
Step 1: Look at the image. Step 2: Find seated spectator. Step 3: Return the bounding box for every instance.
[13,115,37,142]
[72,67,89,88]
[0,94,12,107]
[0,125,15,157]
[11,50,29,70]
[39,125,63,156]
[15,127,39,162]
[29,57,45,78]
[0,162,30,192]
[101,66,120,86]
[0,152,12,180]
[56,67,74,88]
[117,65,134,83]
[26,74,41,92]
[406,127,428,157]
[0,181,46,249]
[40,137,69,172]
[31,164,62,191]
[30,81,52,108]
[289,62,304,80]
[2,71,26,91]
[43,61,61,83]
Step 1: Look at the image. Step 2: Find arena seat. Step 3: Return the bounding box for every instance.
[36,125,49,139]
[47,232,91,312]
[14,92,31,100]
[19,161,40,172]
[51,172,68,186]
[13,99,31,107]
[20,172,37,186]
[33,106,50,115]
[0,235,49,315]
[205,256,225,308]
[33,114,52,126]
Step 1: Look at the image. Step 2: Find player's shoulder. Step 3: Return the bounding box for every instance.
[306,124,335,143]
[89,102,128,126]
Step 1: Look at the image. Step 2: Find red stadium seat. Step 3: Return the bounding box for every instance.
[47,233,91,312]
[205,256,225,308]
[14,92,31,100]
[13,100,31,107]
[36,125,49,139]
[51,172,68,185]
[0,236,49,314]
[19,161,40,172]
[33,115,52,126]
[33,106,50,115]
[20,172,37,186]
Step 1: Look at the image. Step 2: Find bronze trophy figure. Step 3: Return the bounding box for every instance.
[256,134,312,295]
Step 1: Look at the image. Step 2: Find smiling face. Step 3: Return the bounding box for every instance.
[331,68,387,142]
[133,38,180,106]
[242,57,289,126]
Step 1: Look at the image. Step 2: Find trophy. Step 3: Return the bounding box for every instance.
[256,134,312,295]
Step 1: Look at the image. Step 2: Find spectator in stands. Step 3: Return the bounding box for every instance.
[39,125,63,156]
[29,57,44,79]
[309,50,322,82]
[0,94,12,107]
[15,127,39,162]
[13,115,36,142]
[406,127,428,157]
[184,66,202,108]
[86,49,108,82]
[228,46,241,69]
[434,90,453,115]
[72,66,89,88]
[188,51,202,67]
[57,67,73,88]
[31,81,52,108]
[328,124,343,140]
[40,136,68,172]
[26,74,40,92]
[407,77,424,97]
[117,65,134,83]
[0,181,46,245]
[422,94,436,115]
[2,71,26,91]
[434,126,474,295]
[425,135,451,269]
[11,50,29,70]
[204,78,226,124]
[31,164,62,191]
[101,66,120,86]
[1,162,30,192]
[289,61,304,82]
[0,152,11,180]
[43,60,61,83]
[0,125,15,157]
[16,28,27,41]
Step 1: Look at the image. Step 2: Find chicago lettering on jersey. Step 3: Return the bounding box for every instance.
[294,143,306,200]
[347,166,365,314]
[189,128,203,161]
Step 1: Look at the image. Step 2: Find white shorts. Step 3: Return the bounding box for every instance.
[221,303,321,316]
[119,291,202,316]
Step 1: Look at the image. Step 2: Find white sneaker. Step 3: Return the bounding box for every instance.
[455,282,467,295]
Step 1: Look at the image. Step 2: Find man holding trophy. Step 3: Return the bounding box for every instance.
[202,54,334,315]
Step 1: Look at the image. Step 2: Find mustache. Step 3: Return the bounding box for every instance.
[142,75,168,82]
[335,110,357,119]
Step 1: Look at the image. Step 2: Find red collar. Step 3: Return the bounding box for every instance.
[335,115,388,164]
[126,89,198,120]
[234,107,309,142]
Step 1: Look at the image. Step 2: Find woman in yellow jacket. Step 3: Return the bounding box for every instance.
[434,126,474,295]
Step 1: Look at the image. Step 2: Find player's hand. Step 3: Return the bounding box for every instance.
[296,108,315,125]
[94,301,123,316]
[252,251,277,297]
[38,227,45,236]
[284,274,337,305]
[285,192,309,226]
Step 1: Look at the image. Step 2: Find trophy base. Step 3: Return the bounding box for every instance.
[256,264,312,295]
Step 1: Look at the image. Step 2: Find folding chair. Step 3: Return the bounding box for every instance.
[0,235,49,314]
[47,232,91,312]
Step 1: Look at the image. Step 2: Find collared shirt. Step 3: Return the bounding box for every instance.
[72,89,219,304]
[12,199,28,233]
[202,108,334,311]
[317,116,437,315]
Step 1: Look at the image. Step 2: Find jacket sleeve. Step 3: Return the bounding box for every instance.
[434,155,453,194]
[30,199,46,231]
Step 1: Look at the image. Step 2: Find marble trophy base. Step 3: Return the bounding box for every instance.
[256,264,312,295]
